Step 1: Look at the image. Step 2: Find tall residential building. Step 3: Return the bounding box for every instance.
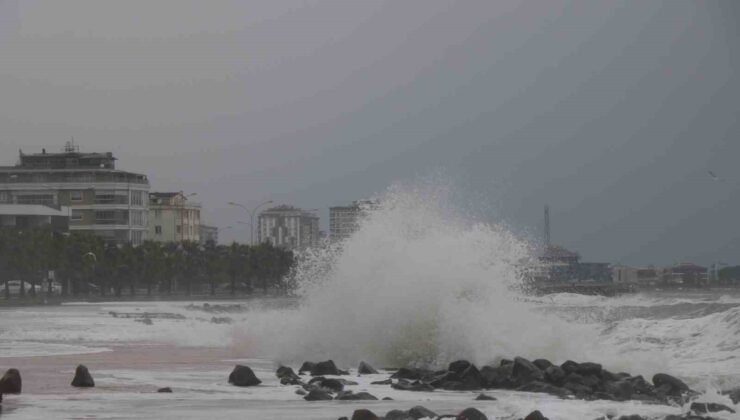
[148,192,201,243]
[329,200,378,241]
[0,143,149,245]
[257,205,319,250]
[0,204,71,233]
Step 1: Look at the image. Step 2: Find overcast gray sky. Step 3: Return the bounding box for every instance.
[1,0,738,266]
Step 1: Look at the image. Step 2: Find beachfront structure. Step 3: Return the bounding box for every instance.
[199,225,218,245]
[257,205,319,250]
[329,200,378,241]
[0,143,149,245]
[0,203,71,233]
[148,192,201,243]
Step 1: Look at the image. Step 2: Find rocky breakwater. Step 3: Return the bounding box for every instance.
[386,357,699,405]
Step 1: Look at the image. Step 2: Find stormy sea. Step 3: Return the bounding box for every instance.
[1,185,738,419]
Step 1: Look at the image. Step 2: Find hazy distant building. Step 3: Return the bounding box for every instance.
[257,205,319,250]
[0,204,70,233]
[664,262,708,286]
[148,192,201,243]
[199,224,218,245]
[612,265,660,285]
[0,143,150,244]
[329,200,378,241]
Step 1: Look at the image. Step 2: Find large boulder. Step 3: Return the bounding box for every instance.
[276,366,302,385]
[517,381,572,398]
[391,379,434,392]
[480,364,513,389]
[304,388,333,401]
[448,360,472,374]
[385,410,414,420]
[435,363,482,390]
[560,360,580,374]
[71,365,95,388]
[652,373,689,395]
[335,391,378,400]
[604,379,635,401]
[358,361,378,375]
[228,365,261,387]
[511,357,543,386]
[532,359,553,371]
[475,393,497,400]
[523,411,549,420]
[310,360,347,376]
[299,361,315,374]
[0,369,21,394]
[576,362,602,376]
[314,377,344,392]
[544,366,566,385]
[391,367,433,381]
[351,409,379,420]
[457,407,487,420]
[408,405,437,419]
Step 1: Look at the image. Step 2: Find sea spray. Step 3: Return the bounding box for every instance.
[244,180,598,368]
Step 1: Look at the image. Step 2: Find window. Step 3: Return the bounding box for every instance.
[70,191,82,201]
[176,225,182,234]
[71,210,83,222]
[131,191,143,206]
[154,209,162,219]
[155,226,162,235]
[17,194,54,205]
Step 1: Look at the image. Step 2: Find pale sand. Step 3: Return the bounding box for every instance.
[1,344,245,395]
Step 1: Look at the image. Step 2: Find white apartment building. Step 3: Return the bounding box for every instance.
[257,205,319,250]
[0,143,150,245]
[329,200,378,241]
[148,192,201,243]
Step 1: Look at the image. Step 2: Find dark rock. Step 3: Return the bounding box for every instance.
[304,388,333,401]
[71,365,95,388]
[457,407,487,420]
[604,379,634,401]
[449,360,472,374]
[391,379,434,392]
[228,365,261,387]
[652,373,690,395]
[512,357,544,385]
[277,366,302,385]
[351,409,379,420]
[311,360,347,376]
[544,366,566,385]
[625,375,654,396]
[726,388,740,404]
[690,402,736,414]
[335,391,378,400]
[533,359,554,371]
[436,364,483,390]
[358,361,378,375]
[600,369,621,382]
[560,360,580,374]
[385,410,413,420]
[517,381,572,398]
[316,378,344,392]
[157,387,173,393]
[371,378,392,385]
[408,405,437,419]
[480,364,513,389]
[617,416,645,420]
[500,359,513,366]
[523,410,549,420]
[382,396,394,400]
[299,361,315,374]
[0,369,21,394]
[295,388,307,395]
[475,393,497,400]
[576,362,602,376]
[563,381,592,396]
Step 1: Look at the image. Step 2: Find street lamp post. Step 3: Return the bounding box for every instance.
[228,200,273,245]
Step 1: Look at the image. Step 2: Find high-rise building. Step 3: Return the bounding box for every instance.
[148,192,201,243]
[329,200,378,241]
[0,143,150,244]
[257,205,319,250]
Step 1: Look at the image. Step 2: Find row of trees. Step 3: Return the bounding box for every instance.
[0,228,295,299]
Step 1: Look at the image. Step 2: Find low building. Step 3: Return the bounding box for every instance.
[0,203,70,232]
[664,262,708,286]
[329,200,378,241]
[0,142,150,245]
[257,205,319,250]
[148,192,201,243]
[199,225,218,245]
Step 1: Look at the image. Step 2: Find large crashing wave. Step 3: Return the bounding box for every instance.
[248,181,598,368]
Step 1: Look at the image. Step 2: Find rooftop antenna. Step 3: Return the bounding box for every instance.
[544,205,551,247]
[63,137,79,153]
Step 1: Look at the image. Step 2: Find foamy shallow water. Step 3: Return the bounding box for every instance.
[0,296,739,419]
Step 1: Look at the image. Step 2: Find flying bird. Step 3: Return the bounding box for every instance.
[708,170,721,181]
